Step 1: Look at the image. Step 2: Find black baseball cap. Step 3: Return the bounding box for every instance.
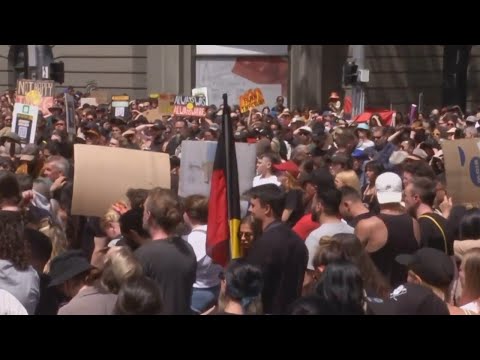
[395,248,454,288]
[367,283,450,315]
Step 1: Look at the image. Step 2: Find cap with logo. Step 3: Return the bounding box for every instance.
[366,283,450,315]
[375,172,403,204]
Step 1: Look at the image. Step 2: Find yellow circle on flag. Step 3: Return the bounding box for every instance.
[186,102,194,110]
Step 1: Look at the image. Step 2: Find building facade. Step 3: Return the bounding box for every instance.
[0,45,478,112]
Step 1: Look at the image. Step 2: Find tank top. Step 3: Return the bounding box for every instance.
[370,213,419,288]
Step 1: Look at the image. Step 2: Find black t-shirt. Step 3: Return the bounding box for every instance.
[284,189,304,228]
[35,273,61,315]
[134,237,197,315]
[418,212,453,255]
[246,221,308,315]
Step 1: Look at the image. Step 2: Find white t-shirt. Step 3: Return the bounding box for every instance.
[0,289,28,315]
[305,222,355,270]
[186,225,222,289]
[356,140,375,151]
[252,174,281,188]
[461,301,480,314]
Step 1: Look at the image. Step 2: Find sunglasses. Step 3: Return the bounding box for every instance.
[447,122,455,126]
[373,136,382,140]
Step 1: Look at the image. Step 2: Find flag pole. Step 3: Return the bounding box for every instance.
[222,94,234,261]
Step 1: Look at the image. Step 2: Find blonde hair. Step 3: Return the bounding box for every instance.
[335,170,361,193]
[101,208,121,230]
[41,224,68,273]
[462,249,480,299]
[101,247,143,294]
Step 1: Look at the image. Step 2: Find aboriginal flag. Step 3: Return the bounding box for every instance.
[206,94,241,267]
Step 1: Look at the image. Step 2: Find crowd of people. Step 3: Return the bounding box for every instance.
[1,87,480,315]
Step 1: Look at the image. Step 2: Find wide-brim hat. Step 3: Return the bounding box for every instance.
[48,250,94,288]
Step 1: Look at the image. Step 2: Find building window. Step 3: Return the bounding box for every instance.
[9,45,28,82]
[195,45,289,109]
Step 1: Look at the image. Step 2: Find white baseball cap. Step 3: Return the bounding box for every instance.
[375,172,403,204]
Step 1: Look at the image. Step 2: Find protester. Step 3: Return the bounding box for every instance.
[458,249,480,313]
[113,277,163,315]
[244,184,308,314]
[338,186,372,227]
[239,215,261,257]
[183,194,222,314]
[49,250,117,315]
[0,175,40,314]
[136,188,197,315]
[253,153,281,187]
[208,259,263,315]
[355,172,420,287]
[454,208,480,260]
[314,259,366,315]
[304,187,354,290]
[403,176,453,254]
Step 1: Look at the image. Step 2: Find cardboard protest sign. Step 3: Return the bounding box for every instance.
[150,93,176,115]
[179,140,257,198]
[142,109,165,123]
[173,96,207,117]
[64,94,76,135]
[112,95,130,118]
[443,138,480,205]
[16,80,54,117]
[80,98,98,107]
[12,103,39,145]
[239,88,265,113]
[192,87,209,105]
[90,90,110,105]
[72,144,171,217]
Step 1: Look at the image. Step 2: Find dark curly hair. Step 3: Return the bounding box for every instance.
[0,211,29,270]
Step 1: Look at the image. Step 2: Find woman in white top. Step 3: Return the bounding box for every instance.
[458,249,480,314]
[183,195,222,314]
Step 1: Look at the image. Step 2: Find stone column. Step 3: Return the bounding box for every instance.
[289,45,348,110]
[289,45,323,109]
[147,45,194,96]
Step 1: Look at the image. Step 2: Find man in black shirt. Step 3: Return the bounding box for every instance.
[338,185,373,228]
[135,188,197,315]
[244,184,308,314]
[403,176,453,255]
